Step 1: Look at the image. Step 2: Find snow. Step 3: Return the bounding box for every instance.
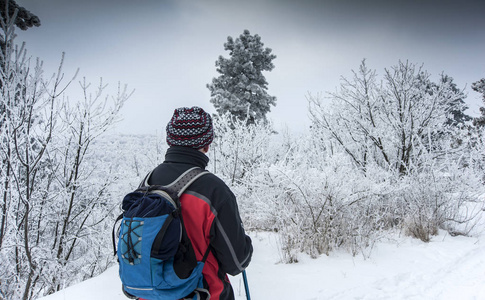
[39,231,485,300]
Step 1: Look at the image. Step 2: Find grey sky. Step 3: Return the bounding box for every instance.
[14,0,485,134]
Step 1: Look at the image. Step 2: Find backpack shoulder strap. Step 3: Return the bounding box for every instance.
[165,167,209,197]
[139,167,209,193]
[138,170,153,188]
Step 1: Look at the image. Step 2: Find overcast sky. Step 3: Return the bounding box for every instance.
[14,0,485,135]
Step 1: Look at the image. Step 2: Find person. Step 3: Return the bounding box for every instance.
[143,106,253,300]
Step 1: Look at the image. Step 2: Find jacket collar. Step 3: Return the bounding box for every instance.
[163,146,209,169]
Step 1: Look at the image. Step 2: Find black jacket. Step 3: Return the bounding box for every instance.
[146,146,253,300]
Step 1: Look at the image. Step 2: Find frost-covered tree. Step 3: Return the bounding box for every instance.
[308,60,466,176]
[207,29,276,124]
[0,18,66,298]
[44,78,130,295]
[471,78,485,128]
[0,4,131,299]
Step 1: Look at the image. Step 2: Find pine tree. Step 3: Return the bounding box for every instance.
[207,29,276,124]
[420,74,472,149]
[0,0,40,86]
[440,75,472,127]
[0,0,41,31]
[472,78,485,128]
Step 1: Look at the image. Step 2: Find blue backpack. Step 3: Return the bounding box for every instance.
[112,167,210,299]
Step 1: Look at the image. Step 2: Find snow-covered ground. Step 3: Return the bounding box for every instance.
[39,231,485,300]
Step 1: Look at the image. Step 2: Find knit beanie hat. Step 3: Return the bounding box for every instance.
[166,106,214,149]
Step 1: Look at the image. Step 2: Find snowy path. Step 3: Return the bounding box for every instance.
[321,236,485,299]
[40,231,485,300]
[239,232,485,300]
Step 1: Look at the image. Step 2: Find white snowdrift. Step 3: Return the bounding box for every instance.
[39,231,485,300]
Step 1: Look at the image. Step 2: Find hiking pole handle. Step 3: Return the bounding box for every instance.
[242,270,251,300]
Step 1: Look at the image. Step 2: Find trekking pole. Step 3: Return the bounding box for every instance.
[242,270,251,300]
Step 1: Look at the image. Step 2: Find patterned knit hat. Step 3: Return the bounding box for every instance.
[166,106,214,149]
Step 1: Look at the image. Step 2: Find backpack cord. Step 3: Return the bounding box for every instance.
[126,218,135,263]
[125,218,143,264]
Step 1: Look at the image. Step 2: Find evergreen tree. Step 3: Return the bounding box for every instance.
[207,29,276,124]
[472,78,485,128]
[440,75,472,127]
[429,75,472,149]
[0,0,40,85]
[415,74,471,128]
[0,0,40,31]
[429,75,472,151]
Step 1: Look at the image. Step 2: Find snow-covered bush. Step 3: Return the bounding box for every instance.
[262,146,393,261]
[209,113,277,182]
[305,60,485,244]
